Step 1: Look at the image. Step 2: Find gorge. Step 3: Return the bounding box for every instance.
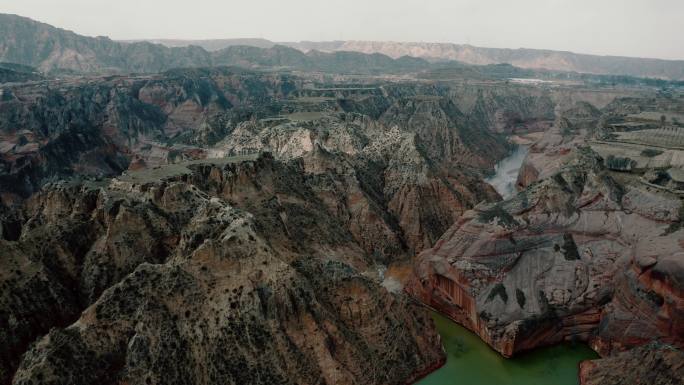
[0,12,683,385]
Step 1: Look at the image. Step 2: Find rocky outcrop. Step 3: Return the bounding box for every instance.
[212,111,500,257]
[1,154,445,384]
[516,102,600,189]
[579,343,684,385]
[408,104,684,382]
[378,96,510,169]
[0,68,300,201]
[410,157,684,362]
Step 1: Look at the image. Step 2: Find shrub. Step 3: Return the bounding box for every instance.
[516,289,526,308]
[641,148,663,157]
[486,283,508,303]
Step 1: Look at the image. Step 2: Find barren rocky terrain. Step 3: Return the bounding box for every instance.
[1,14,683,385]
[409,94,684,383]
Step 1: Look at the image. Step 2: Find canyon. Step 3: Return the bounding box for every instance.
[0,14,683,385]
[408,97,684,383]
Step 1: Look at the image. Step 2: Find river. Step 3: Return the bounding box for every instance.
[484,145,529,199]
[417,312,599,385]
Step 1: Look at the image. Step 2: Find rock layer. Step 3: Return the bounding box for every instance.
[408,101,684,384]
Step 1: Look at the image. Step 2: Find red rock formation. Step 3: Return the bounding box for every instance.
[409,103,684,382]
[409,156,684,357]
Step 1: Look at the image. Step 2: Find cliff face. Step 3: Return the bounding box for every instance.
[2,154,445,385]
[516,101,602,189]
[407,101,684,383]
[408,150,684,381]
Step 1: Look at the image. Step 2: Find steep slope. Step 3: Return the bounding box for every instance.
[407,101,684,384]
[579,343,684,385]
[1,68,530,258]
[2,155,444,385]
[0,14,214,74]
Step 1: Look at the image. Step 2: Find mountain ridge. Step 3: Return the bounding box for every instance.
[132,38,684,80]
[2,13,684,80]
[0,14,429,75]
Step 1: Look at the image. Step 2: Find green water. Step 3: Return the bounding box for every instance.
[418,313,599,385]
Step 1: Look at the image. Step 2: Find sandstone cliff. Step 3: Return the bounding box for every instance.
[408,99,684,384]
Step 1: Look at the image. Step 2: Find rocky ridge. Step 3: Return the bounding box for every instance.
[2,68,562,258]
[2,154,447,385]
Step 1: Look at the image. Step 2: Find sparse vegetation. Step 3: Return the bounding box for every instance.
[487,283,508,303]
[561,233,581,261]
[516,289,526,308]
[478,204,518,228]
[641,148,664,157]
[605,155,637,171]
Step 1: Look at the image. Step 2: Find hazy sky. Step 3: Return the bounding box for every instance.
[3,0,683,60]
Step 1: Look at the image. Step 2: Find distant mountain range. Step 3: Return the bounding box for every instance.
[123,38,276,50]
[151,39,684,81]
[0,14,430,75]
[127,39,684,80]
[1,13,684,80]
[283,41,684,80]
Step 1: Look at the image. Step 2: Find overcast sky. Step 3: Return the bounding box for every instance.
[3,0,683,60]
